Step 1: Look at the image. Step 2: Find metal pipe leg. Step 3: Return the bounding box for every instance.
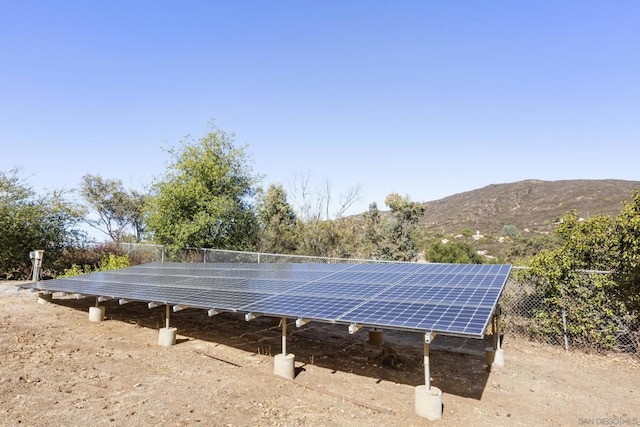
[282,317,287,355]
[165,304,170,329]
[424,334,430,391]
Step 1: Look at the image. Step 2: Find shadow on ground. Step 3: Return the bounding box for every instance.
[50,295,493,400]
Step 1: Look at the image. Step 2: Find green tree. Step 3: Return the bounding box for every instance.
[425,241,485,264]
[145,124,259,251]
[257,184,298,254]
[80,175,149,243]
[329,216,361,258]
[0,168,85,278]
[361,202,383,257]
[126,190,149,242]
[80,174,131,242]
[370,194,426,261]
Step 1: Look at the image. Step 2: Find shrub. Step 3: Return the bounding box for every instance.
[501,224,521,238]
[99,253,130,270]
[56,250,130,277]
[518,210,639,352]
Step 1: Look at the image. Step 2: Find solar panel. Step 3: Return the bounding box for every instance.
[20,261,511,338]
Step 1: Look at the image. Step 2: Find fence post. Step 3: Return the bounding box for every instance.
[562,308,569,352]
[560,279,569,352]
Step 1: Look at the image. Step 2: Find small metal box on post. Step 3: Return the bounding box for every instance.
[30,250,51,304]
[29,250,44,282]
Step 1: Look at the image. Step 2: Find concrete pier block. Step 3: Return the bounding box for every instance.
[368,330,384,346]
[415,385,443,420]
[158,327,177,347]
[485,347,505,371]
[37,293,53,304]
[88,306,105,322]
[274,353,295,380]
[485,347,494,365]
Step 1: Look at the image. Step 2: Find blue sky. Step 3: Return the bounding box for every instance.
[1,1,638,218]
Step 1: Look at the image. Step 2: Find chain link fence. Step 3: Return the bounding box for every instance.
[116,243,639,359]
[500,273,639,359]
[117,243,391,265]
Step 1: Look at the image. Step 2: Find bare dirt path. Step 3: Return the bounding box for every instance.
[1,281,638,426]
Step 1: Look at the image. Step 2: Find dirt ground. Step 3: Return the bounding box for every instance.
[1,281,638,427]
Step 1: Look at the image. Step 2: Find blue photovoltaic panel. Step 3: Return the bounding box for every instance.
[288,282,389,299]
[20,261,511,338]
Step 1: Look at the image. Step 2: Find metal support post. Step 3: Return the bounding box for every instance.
[495,304,502,351]
[424,333,431,391]
[416,332,442,420]
[281,317,287,355]
[492,312,497,350]
[166,304,170,329]
[561,309,569,351]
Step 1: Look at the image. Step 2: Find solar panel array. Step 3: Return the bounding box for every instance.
[20,262,511,338]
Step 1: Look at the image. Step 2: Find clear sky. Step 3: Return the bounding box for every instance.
[1,1,638,217]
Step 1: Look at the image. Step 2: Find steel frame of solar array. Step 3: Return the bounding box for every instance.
[19,261,511,339]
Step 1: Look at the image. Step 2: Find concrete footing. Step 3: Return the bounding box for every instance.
[88,306,105,322]
[368,330,384,346]
[415,385,443,420]
[158,327,177,347]
[274,353,295,380]
[485,347,505,371]
[37,293,53,304]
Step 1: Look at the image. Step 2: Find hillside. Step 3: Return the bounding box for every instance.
[421,179,640,236]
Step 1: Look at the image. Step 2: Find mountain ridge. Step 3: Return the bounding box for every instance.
[419,178,640,237]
